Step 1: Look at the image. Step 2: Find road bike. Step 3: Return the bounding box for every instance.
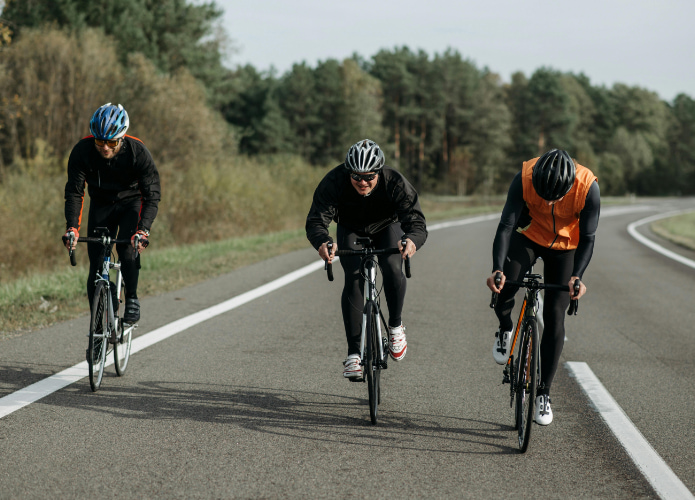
[325,237,411,425]
[64,227,139,392]
[490,267,579,452]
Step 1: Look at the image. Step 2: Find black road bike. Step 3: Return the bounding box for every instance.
[326,237,411,425]
[490,268,579,452]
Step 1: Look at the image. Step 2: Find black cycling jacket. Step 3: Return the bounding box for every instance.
[306,165,428,250]
[64,136,161,232]
[492,172,600,278]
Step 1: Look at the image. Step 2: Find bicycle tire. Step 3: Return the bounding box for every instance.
[515,318,539,452]
[113,279,132,376]
[88,282,109,392]
[365,301,380,425]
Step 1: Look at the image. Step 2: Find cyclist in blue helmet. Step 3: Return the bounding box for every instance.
[63,103,161,326]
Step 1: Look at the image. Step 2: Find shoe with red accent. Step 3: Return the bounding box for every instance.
[388,324,407,361]
[343,354,362,380]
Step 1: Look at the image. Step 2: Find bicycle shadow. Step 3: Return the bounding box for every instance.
[45,380,521,455]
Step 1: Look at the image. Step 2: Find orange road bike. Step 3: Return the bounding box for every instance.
[490,268,579,452]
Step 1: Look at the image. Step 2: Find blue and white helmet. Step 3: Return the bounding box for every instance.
[345,139,385,173]
[89,103,129,140]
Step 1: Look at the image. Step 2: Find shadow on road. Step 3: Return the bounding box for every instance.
[42,379,520,455]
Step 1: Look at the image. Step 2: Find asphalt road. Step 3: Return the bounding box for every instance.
[1,198,694,499]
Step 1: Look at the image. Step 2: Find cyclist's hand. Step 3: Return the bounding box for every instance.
[399,238,416,259]
[487,271,505,293]
[63,228,79,250]
[568,276,586,300]
[318,241,336,263]
[131,230,150,253]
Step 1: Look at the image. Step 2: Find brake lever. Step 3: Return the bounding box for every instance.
[401,238,411,278]
[325,242,334,282]
[568,278,580,315]
[490,271,502,308]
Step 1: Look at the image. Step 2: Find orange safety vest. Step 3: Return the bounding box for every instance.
[519,157,597,250]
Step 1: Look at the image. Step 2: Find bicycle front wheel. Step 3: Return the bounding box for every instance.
[515,318,539,453]
[88,282,109,392]
[365,301,381,425]
[114,279,132,376]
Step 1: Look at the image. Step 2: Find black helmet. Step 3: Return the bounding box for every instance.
[345,139,385,173]
[532,149,576,201]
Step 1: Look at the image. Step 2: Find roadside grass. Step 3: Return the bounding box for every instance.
[1,198,503,339]
[650,211,695,251]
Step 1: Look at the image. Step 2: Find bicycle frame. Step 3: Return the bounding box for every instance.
[358,255,385,364]
[98,243,120,334]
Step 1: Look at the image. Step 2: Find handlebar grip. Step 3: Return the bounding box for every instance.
[400,238,412,278]
[62,234,78,266]
[325,242,334,281]
[490,271,502,309]
[567,279,580,315]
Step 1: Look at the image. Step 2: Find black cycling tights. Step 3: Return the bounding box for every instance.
[338,223,407,356]
[86,198,141,307]
[494,232,574,396]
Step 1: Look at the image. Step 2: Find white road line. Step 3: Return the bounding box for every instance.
[427,213,500,230]
[627,210,695,270]
[566,362,694,500]
[0,260,325,419]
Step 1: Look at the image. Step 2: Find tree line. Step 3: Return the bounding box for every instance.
[2,0,694,196]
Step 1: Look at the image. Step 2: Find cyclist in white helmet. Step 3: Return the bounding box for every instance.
[306,139,428,379]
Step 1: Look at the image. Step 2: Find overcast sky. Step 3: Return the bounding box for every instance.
[214,0,694,102]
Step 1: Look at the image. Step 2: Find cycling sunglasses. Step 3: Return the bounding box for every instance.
[94,138,120,148]
[350,172,378,182]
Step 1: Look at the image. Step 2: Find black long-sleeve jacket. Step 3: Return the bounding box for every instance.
[64,136,161,232]
[306,165,428,250]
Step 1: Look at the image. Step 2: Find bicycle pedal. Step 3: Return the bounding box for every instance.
[348,376,364,383]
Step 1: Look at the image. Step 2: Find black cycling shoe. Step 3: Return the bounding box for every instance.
[123,298,140,324]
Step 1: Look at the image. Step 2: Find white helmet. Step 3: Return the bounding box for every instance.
[345,139,385,173]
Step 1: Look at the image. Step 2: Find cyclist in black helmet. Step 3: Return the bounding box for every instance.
[63,103,161,325]
[306,139,428,379]
[485,149,600,425]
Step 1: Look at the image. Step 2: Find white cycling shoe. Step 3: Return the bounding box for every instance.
[343,354,362,380]
[492,329,511,365]
[388,324,407,361]
[534,395,553,425]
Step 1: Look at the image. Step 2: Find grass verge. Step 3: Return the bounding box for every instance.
[1,198,503,340]
[650,211,695,251]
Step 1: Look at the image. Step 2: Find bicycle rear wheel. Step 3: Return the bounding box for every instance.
[114,279,132,376]
[515,318,539,452]
[88,282,109,392]
[365,301,380,425]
